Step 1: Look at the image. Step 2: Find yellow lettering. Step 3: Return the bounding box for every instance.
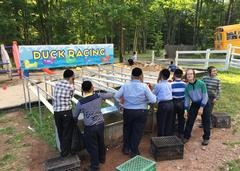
[83,50,89,56]
[92,49,99,56]
[58,50,65,58]
[50,50,57,58]
[76,50,83,57]
[42,50,49,59]
[68,50,75,58]
[100,49,105,55]
[33,51,41,60]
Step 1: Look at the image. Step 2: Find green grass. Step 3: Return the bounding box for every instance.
[0,127,16,135]
[214,68,240,170]
[26,107,56,149]
[227,159,240,171]
[219,159,240,171]
[215,68,240,120]
[223,141,240,148]
[5,134,23,145]
[0,154,16,167]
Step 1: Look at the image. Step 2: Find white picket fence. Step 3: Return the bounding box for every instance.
[175,44,240,71]
[230,46,240,69]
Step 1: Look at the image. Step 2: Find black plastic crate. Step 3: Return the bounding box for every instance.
[44,155,81,171]
[150,136,183,161]
[212,112,231,128]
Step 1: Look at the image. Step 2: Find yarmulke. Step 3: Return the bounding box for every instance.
[63,69,74,78]
[132,67,142,77]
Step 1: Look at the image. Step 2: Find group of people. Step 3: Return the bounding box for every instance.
[53,65,221,171]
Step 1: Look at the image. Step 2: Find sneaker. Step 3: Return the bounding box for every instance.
[182,138,189,144]
[202,139,209,146]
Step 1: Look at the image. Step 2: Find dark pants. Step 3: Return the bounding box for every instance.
[123,109,148,155]
[184,102,211,140]
[201,97,215,126]
[54,110,74,157]
[156,100,174,136]
[84,123,105,171]
[173,99,185,136]
[208,97,215,115]
[209,97,215,126]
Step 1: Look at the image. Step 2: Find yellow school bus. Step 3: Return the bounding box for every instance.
[214,24,240,50]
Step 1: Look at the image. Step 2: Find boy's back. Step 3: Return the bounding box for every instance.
[74,93,113,126]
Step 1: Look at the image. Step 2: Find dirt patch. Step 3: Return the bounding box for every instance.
[3,111,240,171]
[119,62,164,72]
[100,125,240,171]
[28,138,57,171]
[134,62,164,72]
[0,111,56,171]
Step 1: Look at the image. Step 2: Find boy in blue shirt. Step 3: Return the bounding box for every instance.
[114,67,156,157]
[171,69,186,138]
[74,81,114,171]
[153,69,174,136]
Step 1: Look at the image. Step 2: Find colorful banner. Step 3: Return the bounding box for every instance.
[19,44,114,70]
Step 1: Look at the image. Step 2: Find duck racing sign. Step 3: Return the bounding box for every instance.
[19,44,114,70]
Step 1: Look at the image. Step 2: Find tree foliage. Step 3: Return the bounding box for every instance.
[0,0,240,56]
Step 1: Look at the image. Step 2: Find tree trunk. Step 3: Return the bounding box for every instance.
[164,9,176,45]
[142,28,147,53]
[225,0,235,25]
[119,23,124,63]
[193,0,200,46]
[23,1,29,44]
[133,25,138,52]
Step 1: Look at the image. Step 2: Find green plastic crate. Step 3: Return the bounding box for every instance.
[116,155,156,171]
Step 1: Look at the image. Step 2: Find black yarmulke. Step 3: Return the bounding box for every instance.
[63,69,74,78]
[174,69,183,75]
[132,67,142,77]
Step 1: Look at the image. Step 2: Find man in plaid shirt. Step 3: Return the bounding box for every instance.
[53,69,75,157]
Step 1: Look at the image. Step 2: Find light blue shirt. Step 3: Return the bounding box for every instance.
[153,80,173,103]
[114,80,156,109]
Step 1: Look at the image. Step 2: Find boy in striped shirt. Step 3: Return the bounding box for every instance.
[171,69,186,138]
[202,66,221,126]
